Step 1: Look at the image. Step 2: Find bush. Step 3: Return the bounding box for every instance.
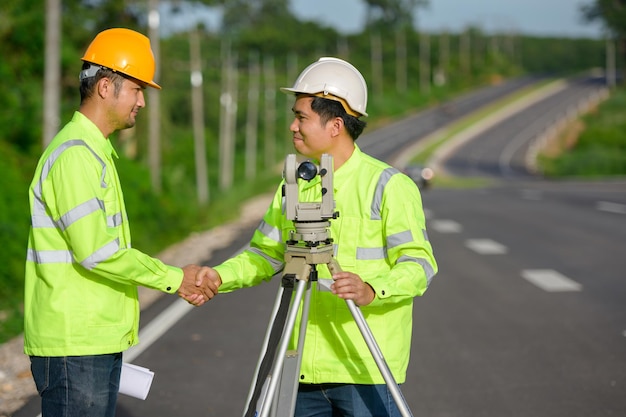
[0,143,34,341]
[540,87,626,177]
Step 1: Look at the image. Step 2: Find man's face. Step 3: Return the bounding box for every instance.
[289,96,334,160]
[107,78,146,131]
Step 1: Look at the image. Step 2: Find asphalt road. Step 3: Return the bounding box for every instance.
[412,180,626,417]
[15,76,626,417]
[443,76,609,179]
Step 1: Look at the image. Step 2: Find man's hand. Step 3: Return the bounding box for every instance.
[205,267,223,288]
[178,265,220,306]
[331,271,375,306]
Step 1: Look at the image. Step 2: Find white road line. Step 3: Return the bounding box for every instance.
[520,189,543,200]
[596,201,626,214]
[125,298,195,362]
[430,219,463,233]
[465,239,508,254]
[521,269,582,292]
[125,242,254,363]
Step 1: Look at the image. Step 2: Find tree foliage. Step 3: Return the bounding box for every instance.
[0,2,46,152]
[580,0,626,38]
[220,0,291,35]
[0,0,611,343]
[580,0,626,81]
[364,0,429,30]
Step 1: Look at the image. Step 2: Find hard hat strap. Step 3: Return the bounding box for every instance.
[311,92,361,118]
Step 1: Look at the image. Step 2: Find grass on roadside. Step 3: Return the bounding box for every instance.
[538,87,626,177]
[408,81,626,187]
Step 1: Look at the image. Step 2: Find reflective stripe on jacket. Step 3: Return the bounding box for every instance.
[215,145,437,384]
[24,111,183,357]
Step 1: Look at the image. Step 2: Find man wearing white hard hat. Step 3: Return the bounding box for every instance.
[209,57,437,416]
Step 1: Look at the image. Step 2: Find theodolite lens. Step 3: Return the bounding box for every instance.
[297,161,318,181]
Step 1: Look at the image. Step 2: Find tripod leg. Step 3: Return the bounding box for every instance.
[345,299,413,417]
[328,259,414,417]
[248,277,309,417]
[242,282,287,416]
[274,272,313,417]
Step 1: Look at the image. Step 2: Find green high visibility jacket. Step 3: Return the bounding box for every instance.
[215,145,437,384]
[24,111,183,357]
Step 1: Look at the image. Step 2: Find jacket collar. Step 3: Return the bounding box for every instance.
[73,111,119,159]
[332,144,361,192]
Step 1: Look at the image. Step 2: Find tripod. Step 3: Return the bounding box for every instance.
[242,155,413,417]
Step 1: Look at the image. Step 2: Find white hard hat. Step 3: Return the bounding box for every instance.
[280,57,368,117]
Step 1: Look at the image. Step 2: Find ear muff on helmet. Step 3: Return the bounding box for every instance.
[80,28,161,89]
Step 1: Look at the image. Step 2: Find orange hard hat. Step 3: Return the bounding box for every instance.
[81,28,161,89]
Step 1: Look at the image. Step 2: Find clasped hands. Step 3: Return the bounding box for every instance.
[178,265,222,306]
[177,266,374,307]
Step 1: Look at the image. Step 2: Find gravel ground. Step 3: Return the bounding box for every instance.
[0,194,272,417]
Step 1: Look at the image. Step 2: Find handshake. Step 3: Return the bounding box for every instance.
[177,265,222,306]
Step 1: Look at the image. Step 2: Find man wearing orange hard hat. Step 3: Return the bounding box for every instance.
[24,28,217,417]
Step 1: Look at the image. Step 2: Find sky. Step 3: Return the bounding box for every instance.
[159,0,605,39]
[289,0,605,38]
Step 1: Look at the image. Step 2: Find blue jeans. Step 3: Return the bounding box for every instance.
[295,383,403,417]
[30,353,122,417]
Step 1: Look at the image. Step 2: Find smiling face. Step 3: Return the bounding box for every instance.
[289,96,335,160]
[106,77,146,131]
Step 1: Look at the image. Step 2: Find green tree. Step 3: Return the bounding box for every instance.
[364,0,429,31]
[580,0,626,81]
[220,0,291,35]
[0,1,46,152]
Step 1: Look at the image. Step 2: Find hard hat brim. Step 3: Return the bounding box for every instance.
[279,87,300,95]
[145,80,161,90]
[280,87,367,117]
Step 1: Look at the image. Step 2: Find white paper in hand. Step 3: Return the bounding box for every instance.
[119,363,155,400]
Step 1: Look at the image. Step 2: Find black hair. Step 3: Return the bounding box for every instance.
[310,96,367,141]
[79,62,126,104]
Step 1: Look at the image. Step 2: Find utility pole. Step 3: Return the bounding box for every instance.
[219,39,237,190]
[245,51,260,180]
[420,32,430,94]
[370,32,383,97]
[189,28,209,204]
[460,29,471,77]
[606,37,616,88]
[396,29,407,93]
[337,37,349,60]
[435,31,449,87]
[43,0,61,148]
[263,56,276,168]
[148,0,162,193]
[285,53,298,152]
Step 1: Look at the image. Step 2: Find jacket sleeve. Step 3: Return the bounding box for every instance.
[214,185,287,292]
[45,146,183,294]
[366,173,437,307]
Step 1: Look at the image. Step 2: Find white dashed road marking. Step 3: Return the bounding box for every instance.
[521,189,543,200]
[465,239,508,255]
[430,219,463,233]
[521,269,582,292]
[596,201,626,214]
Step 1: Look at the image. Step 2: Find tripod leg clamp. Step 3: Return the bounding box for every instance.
[283,256,312,283]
